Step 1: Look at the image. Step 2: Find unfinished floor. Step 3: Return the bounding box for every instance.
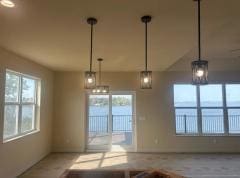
[19,152,240,178]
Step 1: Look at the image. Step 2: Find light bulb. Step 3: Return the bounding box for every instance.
[92,89,96,93]
[143,77,149,83]
[97,89,100,93]
[0,0,15,7]
[102,90,107,93]
[87,78,93,84]
[196,69,204,77]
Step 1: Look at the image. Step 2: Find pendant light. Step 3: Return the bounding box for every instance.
[84,17,97,89]
[191,0,208,85]
[92,58,110,94]
[140,15,152,89]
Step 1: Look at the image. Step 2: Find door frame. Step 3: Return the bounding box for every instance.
[85,91,137,152]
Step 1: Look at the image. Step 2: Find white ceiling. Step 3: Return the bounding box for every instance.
[0,0,240,71]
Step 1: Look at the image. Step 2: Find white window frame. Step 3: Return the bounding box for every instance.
[174,83,240,136]
[3,69,41,142]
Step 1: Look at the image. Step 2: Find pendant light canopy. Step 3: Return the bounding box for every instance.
[191,0,208,85]
[84,17,97,89]
[140,15,152,89]
[92,58,110,94]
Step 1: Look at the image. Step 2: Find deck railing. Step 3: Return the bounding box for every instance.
[229,115,240,133]
[88,115,108,132]
[176,115,240,134]
[89,114,240,134]
[88,115,132,133]
[176,115,198,134]
[112,115,132,132]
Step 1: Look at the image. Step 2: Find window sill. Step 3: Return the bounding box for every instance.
[3,130,40,143]
[175,134,240,137]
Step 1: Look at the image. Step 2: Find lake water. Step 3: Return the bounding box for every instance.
[89,106,132,116]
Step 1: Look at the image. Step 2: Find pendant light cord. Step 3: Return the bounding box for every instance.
[145,21,148,71]
[99,60,102,85]
[90,24,93,72]
[197,0,201,61]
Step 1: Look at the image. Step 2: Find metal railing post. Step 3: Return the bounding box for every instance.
[184,114,187,134]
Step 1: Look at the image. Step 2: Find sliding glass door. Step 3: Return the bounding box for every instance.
[86,92,135,151]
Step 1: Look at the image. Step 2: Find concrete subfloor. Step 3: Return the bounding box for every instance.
[19,152,240,178]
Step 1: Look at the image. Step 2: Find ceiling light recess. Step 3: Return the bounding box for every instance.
[0,0,15,8]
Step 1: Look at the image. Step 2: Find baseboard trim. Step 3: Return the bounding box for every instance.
[136,148,240,154]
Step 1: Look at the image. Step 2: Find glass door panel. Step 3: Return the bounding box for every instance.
[87,95,110,150]
[112,94,134,150]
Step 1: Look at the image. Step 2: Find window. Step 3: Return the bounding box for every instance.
[3,70,41,141]
[174,85,198,134]
[174,84,240,135]
[226,85,240,134]
[201,109,224,134]
[200,85,223,107]
[200,85,224,134]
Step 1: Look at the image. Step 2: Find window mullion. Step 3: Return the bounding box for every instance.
[35,81,40,130]
[18,76,23,134]
[197,85,202,135]
[33,81,38,130]
[223,84,229,135]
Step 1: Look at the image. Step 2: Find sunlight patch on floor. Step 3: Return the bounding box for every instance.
[70,152,128,169]
[111,145,128,152]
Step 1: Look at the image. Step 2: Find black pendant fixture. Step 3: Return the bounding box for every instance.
[191,0,208,85]
[92,58,110,94]
[140,15,152,89]
[84,17,97,89]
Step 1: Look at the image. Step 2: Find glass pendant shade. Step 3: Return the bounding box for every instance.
[191,60,208,85]
[92,85,109,94]
[140,71,152,89]
[84,71,96,89]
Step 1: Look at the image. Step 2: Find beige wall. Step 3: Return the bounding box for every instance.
[0,48,54,178]
[53,72,85,152]
[53,71,240,153]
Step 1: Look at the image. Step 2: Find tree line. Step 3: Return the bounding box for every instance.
[90,97,131,106]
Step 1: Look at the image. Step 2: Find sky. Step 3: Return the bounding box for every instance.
[174,84,240,107]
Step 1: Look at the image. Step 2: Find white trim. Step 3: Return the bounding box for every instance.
[109,94,112,150]
[6,69,41,81]
[3,130,40,143]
